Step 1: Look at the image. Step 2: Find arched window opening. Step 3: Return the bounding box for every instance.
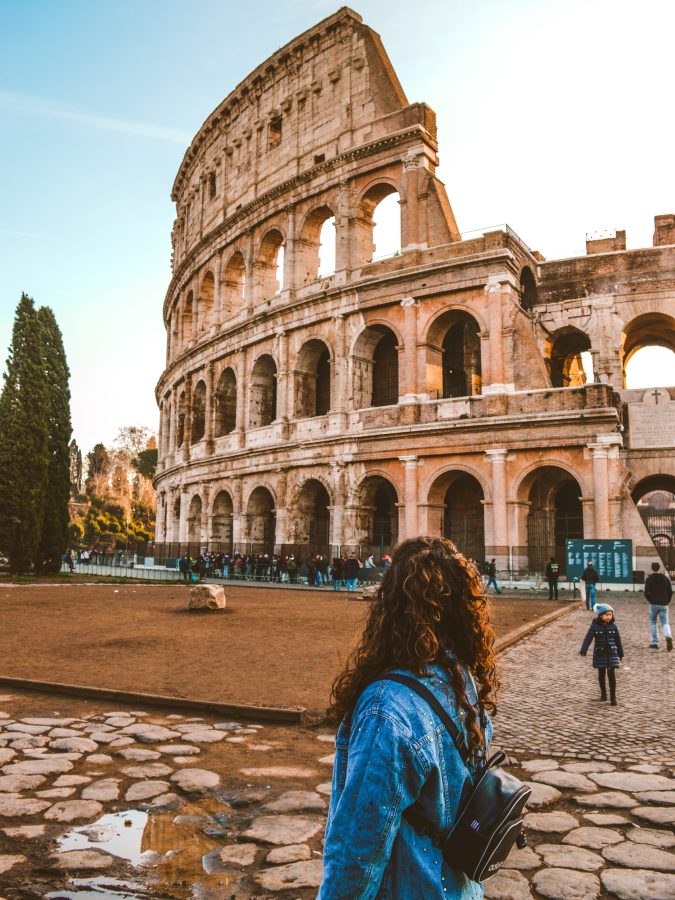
[526,468,583,574]
[187,494,202,546]
[372,329,399,407]
[249,355,277,428]
[190,380,207,444]
[294,340,331,419]
[442,474,485,561]
[246,487,276,555]
[356,476,399,558]
[519,267,538,310]
[622,313,675,388]
[182,292,194,346]
[298,207,336,283]
[172,496,181,539]
[199,272,215,332]
[633,476,675,576]
[318,216,336,276]
[176,391,186,448]
[163,402,172,454]
[355,184,400,267]
[211,491,233,554]
[215,368,237,436]
[295,480,331,549]
[257,229,285,301]
[222,251,246,315]
[442,318,481,398]
[547,328,592,388]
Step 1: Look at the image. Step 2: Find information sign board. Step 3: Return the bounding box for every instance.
[565,539,633,583]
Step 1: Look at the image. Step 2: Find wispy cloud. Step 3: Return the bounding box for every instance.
[0,228,47,238]
[0,89,191,145]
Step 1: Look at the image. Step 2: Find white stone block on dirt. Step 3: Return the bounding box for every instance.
[601,868,675,900]
[532,868,600,900]
[254,859,323,891]
[483,868,534,899]
[243,814,324,846]
[48,849,113,870]
[44,800,104,822]
[266,844,312,864]
[170,768,219,793]
[189,584,226,610]
[602,841,675,871]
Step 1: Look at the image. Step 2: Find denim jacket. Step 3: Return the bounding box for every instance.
[318,662,492,899]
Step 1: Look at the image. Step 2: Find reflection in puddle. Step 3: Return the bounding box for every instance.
[46,875,147,899]
[57,810,148,864]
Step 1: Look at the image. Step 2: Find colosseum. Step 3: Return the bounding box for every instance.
[154,6,675,578]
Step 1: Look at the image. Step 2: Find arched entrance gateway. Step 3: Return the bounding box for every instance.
[211,491,233,554]
[187,494,202,552]
[292,479,331,554]
[426,310,482,399]
[428,471,485,561]
[633,475,675,576]
[245,487,276,555]
[522,467,584,575]
[356,476,399,558]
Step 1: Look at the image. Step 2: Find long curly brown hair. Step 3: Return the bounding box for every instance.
[329,536,499,757]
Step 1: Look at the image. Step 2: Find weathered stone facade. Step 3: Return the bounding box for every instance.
[154,7,675,574]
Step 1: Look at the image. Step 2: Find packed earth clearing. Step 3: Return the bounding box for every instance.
[0,584,563,712]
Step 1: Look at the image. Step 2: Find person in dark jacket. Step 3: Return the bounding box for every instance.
[581,561,599,610]
[545,556,560,600]
[644,561,673,651]
[343,556,361,592]
[580,603,624,705]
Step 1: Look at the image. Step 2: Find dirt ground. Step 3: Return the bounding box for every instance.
[0,584,564,713]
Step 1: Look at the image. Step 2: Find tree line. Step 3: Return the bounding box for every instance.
[0,294,72,573]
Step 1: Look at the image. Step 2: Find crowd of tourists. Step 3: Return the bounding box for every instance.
[177,550,393,588]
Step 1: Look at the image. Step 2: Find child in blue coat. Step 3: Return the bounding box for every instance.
[580,603,624,705]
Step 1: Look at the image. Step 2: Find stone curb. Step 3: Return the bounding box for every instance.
[495,601,583,654]
[0,676,306,725]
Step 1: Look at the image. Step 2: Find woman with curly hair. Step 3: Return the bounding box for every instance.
[318,536,499,899]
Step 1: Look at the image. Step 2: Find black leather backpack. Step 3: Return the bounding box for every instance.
[381,673,531,883]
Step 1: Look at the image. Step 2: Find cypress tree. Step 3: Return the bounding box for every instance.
[0,295,50,572]
[34,307,72,573]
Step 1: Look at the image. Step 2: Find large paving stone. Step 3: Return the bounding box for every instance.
[603,841,675,871]
[532,868,600,899]
[5,723,50,735]
[1,824,46,838]
[533,771,597,792]
[626,826,675,849]
[135,727,183,744]
[53,775,91,787]
[186,730,226,743]
[260,790,326,813]
[254,859,323,891]
[0,749,16,765]
[87,731,127,744]
[37,788,76,798]
[48,728,84,738]
[589,772,675,792]
[627,764,663,774]
[23,718,78,726]
[44,800,104,822]
[81,779,120,802]
[157,743,200,755]
[3,758,73,775]
[563,826,625,849]
[49,737,98,753]
[562,762,615,774]
[524,812,578,833]
[601,868,675,899]
[48,849,113,870]
[241,767,317,778]
[170,768,220,793]
[633,806,675,826]
[214,843,258,867]
[125,780,171,801]
[123,763,172,778]
[114,748,161,761]
[535,843,604,871]
[0,853,26,874]
[524,782,562,807]
[502,846,540,871]
[140,791,183,812]
[521,759,559,773]
[574,791,637,809]
[583,813,630,826]
[483,868,533,899]
[0,773,47,792]
[9,736,50,749]
[0,794,51,817]
[267,844,312,864]
[633,790,675,804]
[86,754,113,765]
[243,815,324,845]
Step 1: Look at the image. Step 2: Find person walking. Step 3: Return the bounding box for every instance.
[331,557,343,591]
[579,602,624,705]
[581,561,599,610]
[343,555,361,592]
[644,561,673,651]
[178,551,191,583]
[485,558,502,594]
[545,556,560,600]
[318,536,497,899]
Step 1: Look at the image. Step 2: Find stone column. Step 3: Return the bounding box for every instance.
[275,330,289,423]
[334,180,352,274]
[399,297,419,401]
[486,449,509,567]
[400,149,427,252]
[244,231,255,315]
[231,481,244,552]
[399,455,420,540]
[330,463,346,552]
[178,487,189,545]
[282,205,296,297]
[200,485,211,546]
[273,470,289,551]
[235,351,248,448]
[169,386,178,454]
[508,500,530,575]
[588,443,610,538]
[183,377,192,461]
[204,362,215,453]
[483,275,516,394]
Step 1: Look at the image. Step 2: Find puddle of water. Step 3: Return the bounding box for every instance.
[57,810,148,865]
[46,875,147,899]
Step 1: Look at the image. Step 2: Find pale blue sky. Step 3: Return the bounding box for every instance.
[1,0,674,454]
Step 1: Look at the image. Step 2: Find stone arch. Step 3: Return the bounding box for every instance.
[215,367,237,436]
[211,490,234,552]
[519,266,538,310]
[187,493,203,545]
[292,478,332,547]
[425,309,482,398]
[176,390,186,447]
[245,486,276,553]
[190,379,207,444]
[222,250,246,315]
[545,326,592,387]
[621,312,675,388]
[354,473,400,554]
[298,205,337,283]
[199,270,215,332]
[249,354,277,428]
[632,474,675,574]
[353,181,402,267]
[427,469,486,561]
[255,228,285,301]
[182,291,194,346]
[294,339,332,418]
[352,324,400,409]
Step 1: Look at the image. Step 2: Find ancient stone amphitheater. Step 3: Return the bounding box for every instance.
[154,7,675,574]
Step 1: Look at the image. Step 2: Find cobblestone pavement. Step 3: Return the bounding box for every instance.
[494,596,675,764]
